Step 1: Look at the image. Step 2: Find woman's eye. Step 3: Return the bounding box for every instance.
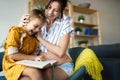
[54,9,59,12]
[48,6,51,9]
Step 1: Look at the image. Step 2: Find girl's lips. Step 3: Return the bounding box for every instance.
[28,30,33,35]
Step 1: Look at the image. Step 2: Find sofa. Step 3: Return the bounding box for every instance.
[0,43,120,80]
[88,43,120,80]
[68,43,120,80]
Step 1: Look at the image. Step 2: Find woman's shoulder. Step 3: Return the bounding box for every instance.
[63,15,72,22]
[63,15,71,20]
[55,15,71,23]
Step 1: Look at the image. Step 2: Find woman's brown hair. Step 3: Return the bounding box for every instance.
[45,0,67,18]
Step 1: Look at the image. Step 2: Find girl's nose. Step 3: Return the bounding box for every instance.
[35,28,40,32]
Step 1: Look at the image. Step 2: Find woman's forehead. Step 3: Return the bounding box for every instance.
[49,1,61,9]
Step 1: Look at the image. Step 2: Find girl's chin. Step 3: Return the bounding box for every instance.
[27,31,37,37]
[27,33,33,36]
[31,33,37,37]
[27,32,32,36]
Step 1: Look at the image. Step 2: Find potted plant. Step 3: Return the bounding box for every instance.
[67,0,71,3]
[78,15,85,23]
[77,39,88,48]
[74,26,82,35]
[34,4,45,12]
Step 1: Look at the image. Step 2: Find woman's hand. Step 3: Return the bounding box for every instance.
[34,55,46,61]
[40,52,72,65]
[18,14,30,27]
[36,30,42,41]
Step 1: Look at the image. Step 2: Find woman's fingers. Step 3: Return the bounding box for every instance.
[18,14,30,26]
[35,55,46,61]
[36,30,42,40]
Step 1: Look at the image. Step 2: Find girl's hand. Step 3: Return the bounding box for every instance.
[18,14,30,27]
[34,55,46,61]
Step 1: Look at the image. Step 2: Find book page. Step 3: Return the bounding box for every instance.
[16,60,57,69]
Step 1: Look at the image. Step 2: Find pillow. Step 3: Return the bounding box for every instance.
[68,47,85,64]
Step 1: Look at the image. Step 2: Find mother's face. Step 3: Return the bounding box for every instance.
[45,1,61,21]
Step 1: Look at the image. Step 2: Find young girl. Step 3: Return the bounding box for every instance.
[2,9,46,80]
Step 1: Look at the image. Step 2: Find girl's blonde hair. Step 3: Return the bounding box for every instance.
[30,9,46,22]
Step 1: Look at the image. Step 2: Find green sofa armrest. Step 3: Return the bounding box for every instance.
[0,51,6,80]
[0,76,6,80]
[68,66,86,80]
[0,51,4,71]
[68,47,86,80]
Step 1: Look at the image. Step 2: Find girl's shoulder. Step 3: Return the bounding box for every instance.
[9,26,25,33]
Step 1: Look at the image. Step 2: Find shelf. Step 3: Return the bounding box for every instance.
[74,22,97,27]
[73,5,97,14]
[67,3,101,47]
[75,34,98,38]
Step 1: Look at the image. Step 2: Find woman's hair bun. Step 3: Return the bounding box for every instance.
[59,0,67,9]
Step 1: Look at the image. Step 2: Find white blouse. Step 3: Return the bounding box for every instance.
[39,15,73,55]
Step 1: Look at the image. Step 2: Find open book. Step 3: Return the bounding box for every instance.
[16,60,57,69]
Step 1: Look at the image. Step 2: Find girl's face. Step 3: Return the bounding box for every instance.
[45,1,61,21]
[25,18,44,36]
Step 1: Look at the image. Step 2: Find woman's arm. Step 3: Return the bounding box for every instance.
[18,14,30,27]
[37,33,70,58]
[40,51,72,65]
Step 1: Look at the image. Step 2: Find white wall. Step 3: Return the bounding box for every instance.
[0,0,120,45]
[70,0,120,45]
[0,0,28,44]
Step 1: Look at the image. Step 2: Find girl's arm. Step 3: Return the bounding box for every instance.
[9,52,45,61]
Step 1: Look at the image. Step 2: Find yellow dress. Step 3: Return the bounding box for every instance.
[2,26,39,80]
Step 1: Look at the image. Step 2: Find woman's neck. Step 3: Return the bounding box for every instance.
[46,19,54,32]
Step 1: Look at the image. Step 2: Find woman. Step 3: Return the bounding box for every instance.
[3,9,46,80]
[20,0,74,80]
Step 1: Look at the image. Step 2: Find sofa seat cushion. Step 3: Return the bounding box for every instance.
[83,58,120,80]
[0,76,6,80]
[99,58,120,80]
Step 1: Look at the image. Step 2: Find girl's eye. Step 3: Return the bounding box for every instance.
[34,25,38,28]
[34,25,37,28]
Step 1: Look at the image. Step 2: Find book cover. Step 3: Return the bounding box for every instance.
[16,60,57,69]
